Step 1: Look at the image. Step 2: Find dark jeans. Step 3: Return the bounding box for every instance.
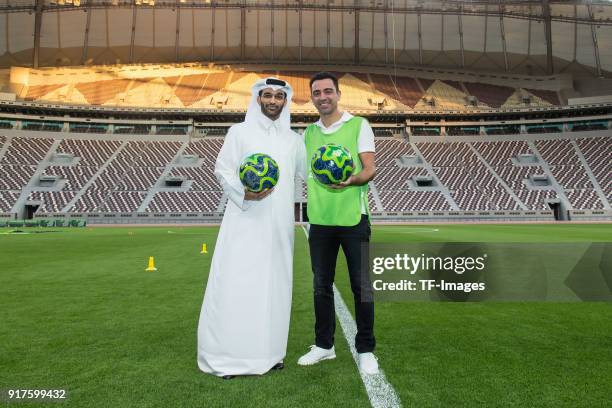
[308,215,375,353]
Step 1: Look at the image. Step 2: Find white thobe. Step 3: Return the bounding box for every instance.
[197,114,306,377]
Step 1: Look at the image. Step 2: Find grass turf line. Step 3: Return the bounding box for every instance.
[2,224,611,407]
[0,227,370,408]
[333,223,612,407]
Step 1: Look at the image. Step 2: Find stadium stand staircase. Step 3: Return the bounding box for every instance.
[570,139,611,210]
[527,141,572,210]
[215,195,228,213]
[293,177,306,209]
[11,139,61,216]
[0,135,12,161]
[409,142,460,211]
[137,141,190,212]
[466,143,528,210]
[61,141,129,212]
[367,182,384,212]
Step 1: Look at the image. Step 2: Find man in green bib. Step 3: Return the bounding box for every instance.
[297,72,379,375]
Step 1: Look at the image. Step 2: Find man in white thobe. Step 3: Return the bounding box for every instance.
[197,78,306,379]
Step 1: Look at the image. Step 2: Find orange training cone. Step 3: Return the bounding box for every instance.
[200,243,208,254]
[145,256,157,271]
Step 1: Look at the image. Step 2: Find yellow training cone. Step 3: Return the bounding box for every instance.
[145,256,157,272]
[200,243,208,254]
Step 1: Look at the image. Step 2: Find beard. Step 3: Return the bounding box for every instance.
[261,103,283,120]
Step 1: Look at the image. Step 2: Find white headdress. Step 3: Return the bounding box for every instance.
[245,77,293,131]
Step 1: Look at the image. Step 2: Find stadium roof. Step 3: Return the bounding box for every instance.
[0,0,611,77]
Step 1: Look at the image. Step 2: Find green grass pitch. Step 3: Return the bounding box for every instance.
[1,224,611,407]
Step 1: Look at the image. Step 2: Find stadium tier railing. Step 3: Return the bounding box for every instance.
[0,105,610,140]
[567,209,612,221]
[3,209,607,224]
[369,210,558,222]
[24,209,612,224]
[0,212,15,223]
[32,212,224,224]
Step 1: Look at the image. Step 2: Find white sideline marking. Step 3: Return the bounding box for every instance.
[300,226,402,408]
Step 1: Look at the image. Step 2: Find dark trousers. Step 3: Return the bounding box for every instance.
[308,215,375,353]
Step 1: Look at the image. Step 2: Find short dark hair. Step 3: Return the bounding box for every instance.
[309,72,340,93]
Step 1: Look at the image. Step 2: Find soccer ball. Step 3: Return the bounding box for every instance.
[239,153,280,193]
[311,144,354,185]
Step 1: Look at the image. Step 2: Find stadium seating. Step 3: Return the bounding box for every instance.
[494,165,543,191]
[24,84,64,101]
[535,139,579,165]
[278,72,312,105]
[472,140,564,210]
[463,82,515,108]
[71,189,109,212]
[393,77,425,108]
[75,79,131,106]
[367,135,611,212]
[378,191,451,212]
[0,130,608,217]
[548,165,593,190]
[147,191,223,213]
[56,139,121,166]
[374,139,416,167]
[115,167,164,192]
[0,165,36,190]
[575,137,611,201]
[369,75,401,104]
[526,89,561,106]
[132,141,182,167]
[42,166,98,191]
[169,167,220,190]
[534,138,606,209]
[1,137,54,165]
[374,167,428,191]
[184,139,224,166]
[0,136,228,214]
[27,191,76,213]
[99,192,146,213]
[14,66,564,111]
[565,189,604,210]
[416,142,475,167]
[200,72,232,101]
[515,189,558,210]
[0,191,19,212]
[370,138,446,211]
[472,140,531,166]
[172,74,209,107]
[451,189,497,211]
[416,80,472,110]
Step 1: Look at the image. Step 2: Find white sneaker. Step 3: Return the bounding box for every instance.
[358,352,379,375]
[297,345,336,366]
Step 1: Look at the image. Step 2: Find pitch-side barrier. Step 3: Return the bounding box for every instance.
[0,209,607,225]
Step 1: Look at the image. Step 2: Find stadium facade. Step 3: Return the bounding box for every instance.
[0,0,610,224]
